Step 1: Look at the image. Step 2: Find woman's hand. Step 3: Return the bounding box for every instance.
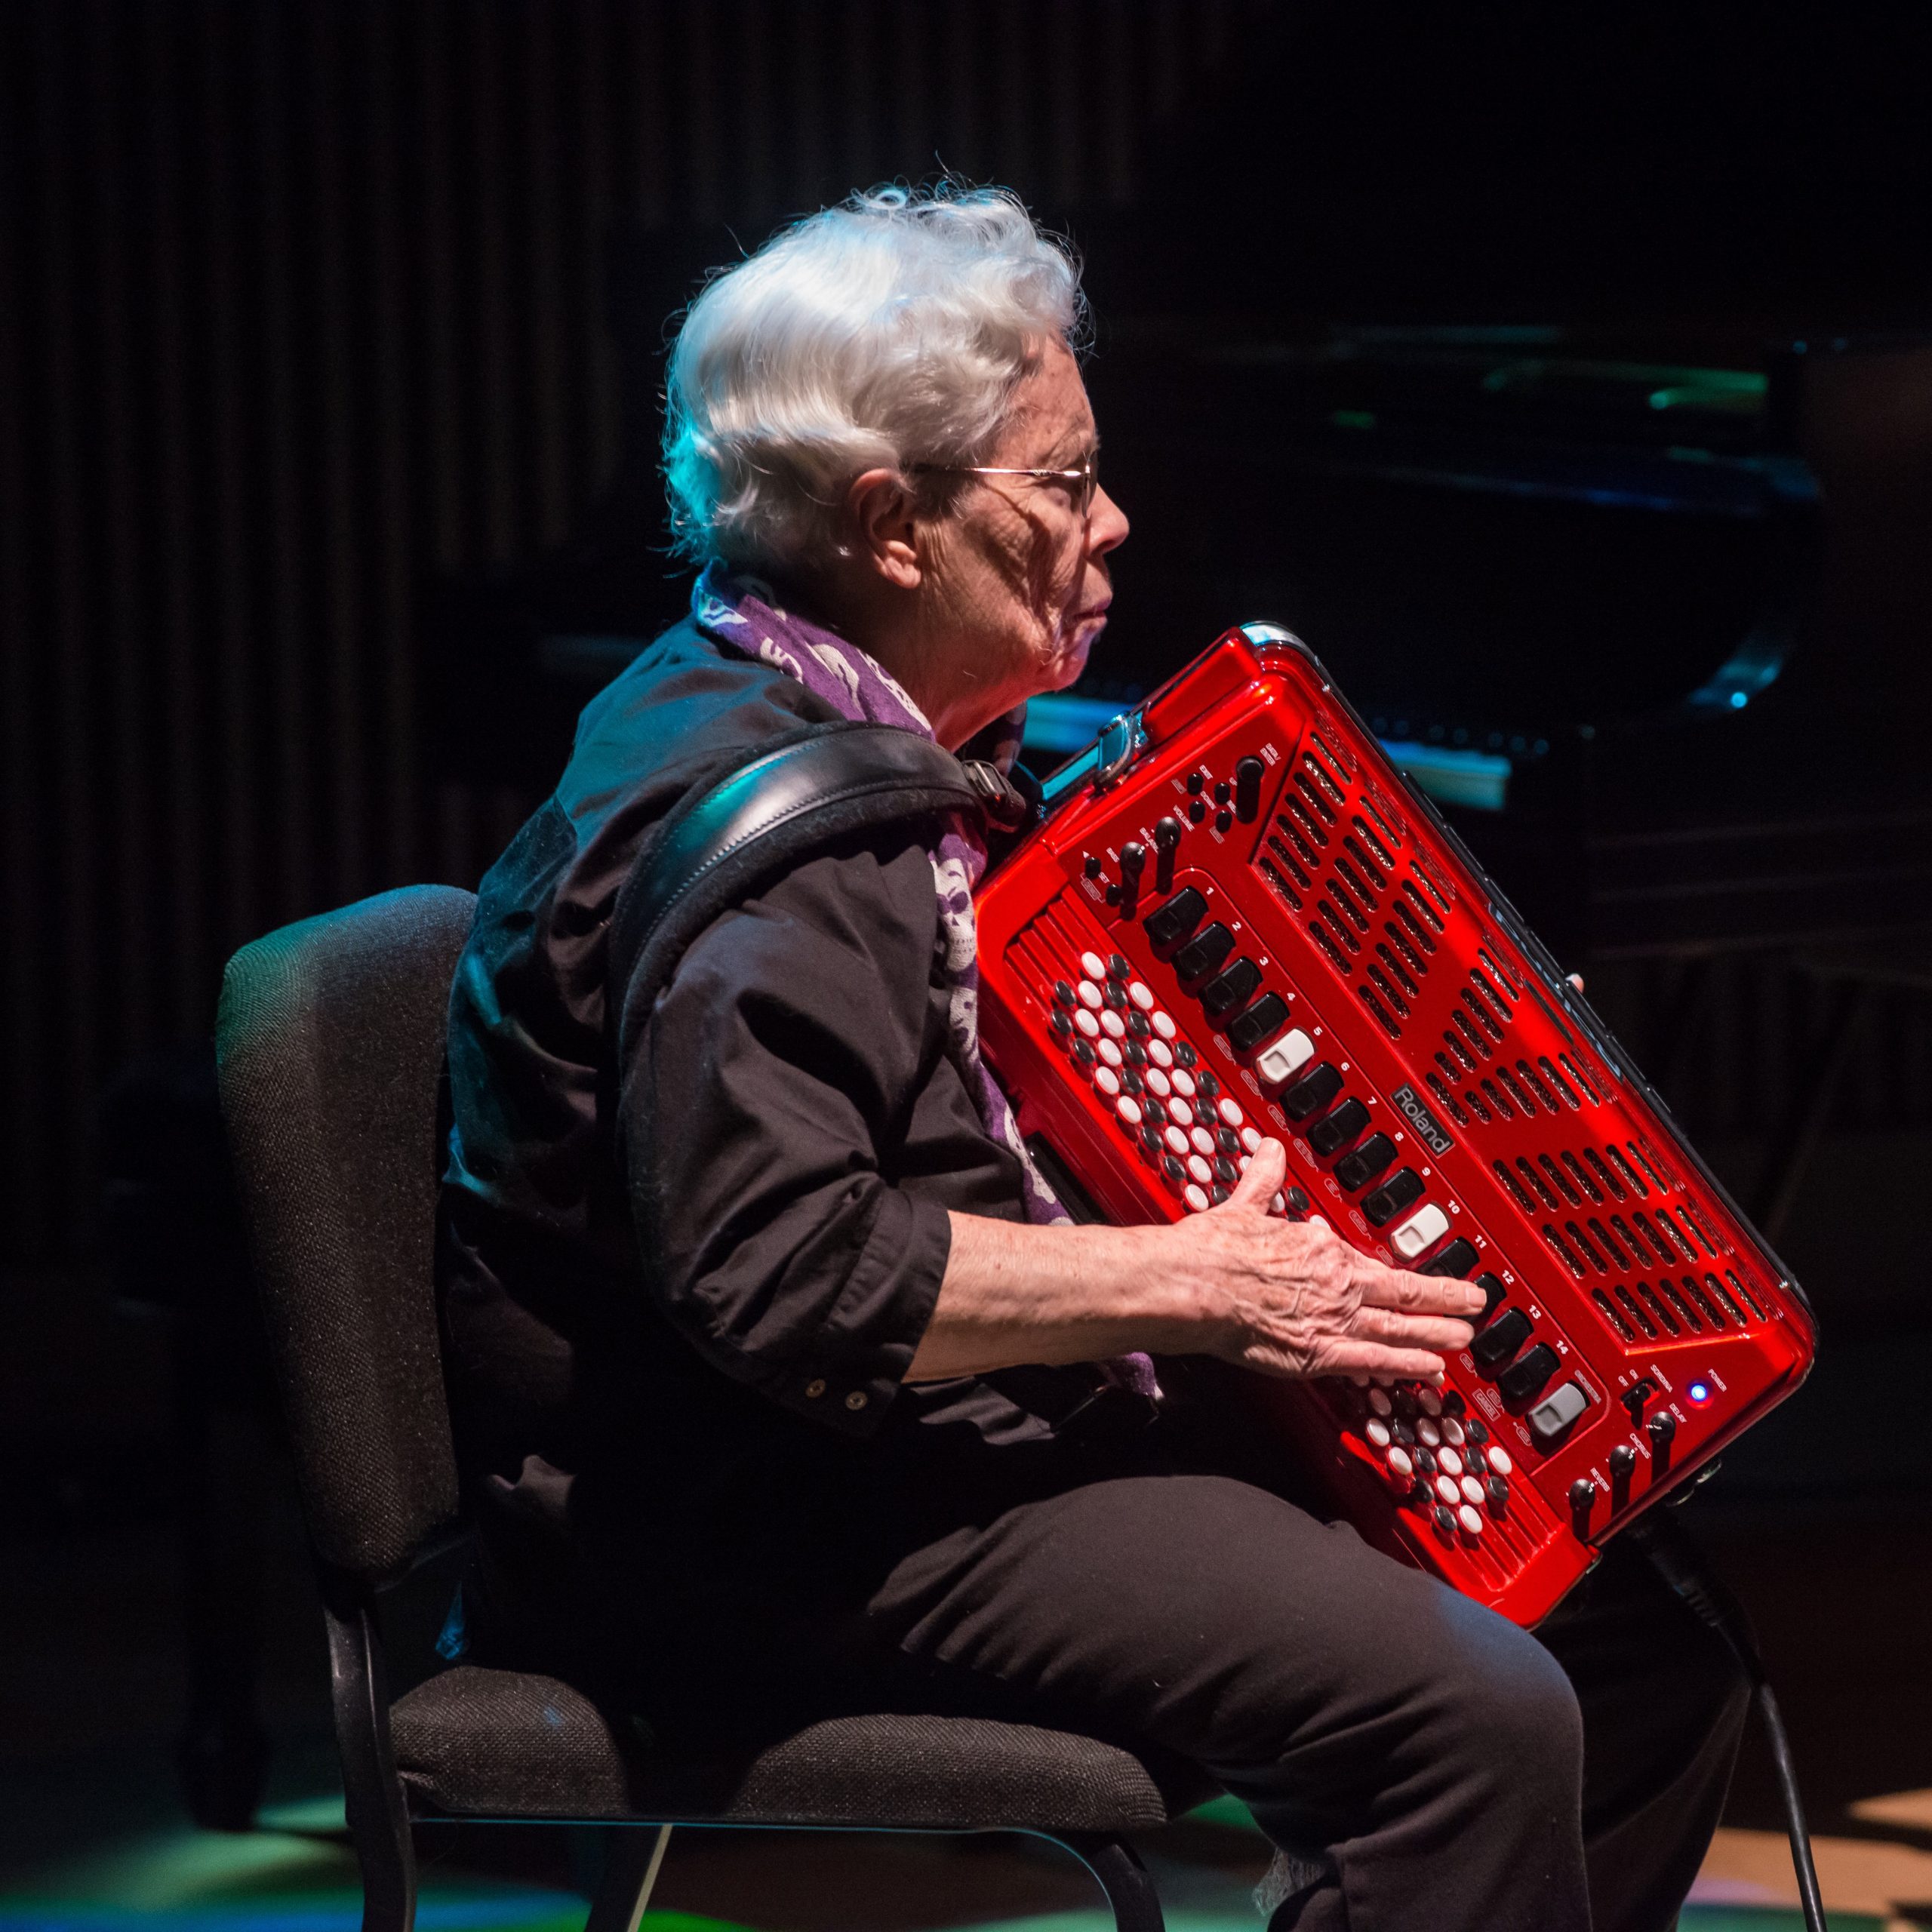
[1167,1140,1483,1383]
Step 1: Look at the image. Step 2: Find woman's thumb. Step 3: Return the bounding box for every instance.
[1223,1135,1286,1210]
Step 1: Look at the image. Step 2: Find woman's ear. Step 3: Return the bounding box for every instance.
[846,468,923,590]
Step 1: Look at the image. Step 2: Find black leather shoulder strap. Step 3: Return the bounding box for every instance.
[608,720,1008,1066]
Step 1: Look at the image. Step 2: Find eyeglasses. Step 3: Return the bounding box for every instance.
[909,451,1100,518]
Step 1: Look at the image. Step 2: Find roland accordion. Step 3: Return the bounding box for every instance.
[974,624,1817,1626]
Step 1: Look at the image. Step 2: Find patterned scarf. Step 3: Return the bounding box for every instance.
[692,564,1158,1401]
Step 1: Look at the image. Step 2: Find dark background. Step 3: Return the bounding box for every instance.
[5,0,1932,1895]
[8,0,1932,1261]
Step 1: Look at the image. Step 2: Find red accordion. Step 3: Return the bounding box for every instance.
[974,625,1817,1626]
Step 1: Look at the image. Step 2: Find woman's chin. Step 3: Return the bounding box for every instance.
[1045,632,1099,691]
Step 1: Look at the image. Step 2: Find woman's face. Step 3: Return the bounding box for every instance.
[918,339,1128,718]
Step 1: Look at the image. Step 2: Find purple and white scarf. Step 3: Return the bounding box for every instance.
[693,564,1158,1401]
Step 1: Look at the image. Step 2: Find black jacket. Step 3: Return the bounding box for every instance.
[438,615,1100,1682]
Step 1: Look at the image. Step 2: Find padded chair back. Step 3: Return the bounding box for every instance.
[216,885,476,1580]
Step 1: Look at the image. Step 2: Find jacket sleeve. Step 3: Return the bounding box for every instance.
[617,832,961,1436]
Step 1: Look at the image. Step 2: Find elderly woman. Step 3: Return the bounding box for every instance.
[441,187,1746,1932]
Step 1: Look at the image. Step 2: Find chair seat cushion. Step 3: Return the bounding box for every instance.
[392,1664,1208,1831]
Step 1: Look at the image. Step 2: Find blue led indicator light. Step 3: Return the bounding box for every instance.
[1687,1380,1711,1404]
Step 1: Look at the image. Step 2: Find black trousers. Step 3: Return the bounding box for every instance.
[851,1468,1749,1932]
[478,1385,1749,1932]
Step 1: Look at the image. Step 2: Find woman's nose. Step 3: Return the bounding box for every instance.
[1088,485,1128,555]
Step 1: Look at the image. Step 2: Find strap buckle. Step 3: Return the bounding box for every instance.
[958,758,1030,832]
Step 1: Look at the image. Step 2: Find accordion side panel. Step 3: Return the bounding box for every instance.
[975,629,1816,1628]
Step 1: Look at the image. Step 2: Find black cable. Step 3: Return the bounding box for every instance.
[1629,1512,1827,1932]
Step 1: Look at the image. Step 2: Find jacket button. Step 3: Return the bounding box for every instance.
[844,1390,869,1411]
[804,1379,826,1398]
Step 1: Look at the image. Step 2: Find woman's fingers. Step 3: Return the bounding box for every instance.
[1357,1263,1487,1319]
[1352,1304,1476,1352]
[1310,1337,1451,1383]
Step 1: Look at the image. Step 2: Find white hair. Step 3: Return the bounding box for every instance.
[662,183,1085,573]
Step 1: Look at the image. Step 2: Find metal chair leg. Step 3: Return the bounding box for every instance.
[585,1825,673,1932]
[321,1595,417,1932]
[1059,1832,1166,1932]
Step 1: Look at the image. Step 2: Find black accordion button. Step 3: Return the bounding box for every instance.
[1144,886,1208,949]
[1226,992,1289,1053]
[1419,1238,1480,1279]
[1362,1168,1425,1226]
[1469,1308,1531,1374]
[1201,956,1261,1018]
[1334,1133,1397,1192]
[1173,921,1235,981]
[1281,1061,1342,1121]
[1307,1097,1369,1157]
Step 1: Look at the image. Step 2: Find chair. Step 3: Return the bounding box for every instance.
[216,885,1203,1932]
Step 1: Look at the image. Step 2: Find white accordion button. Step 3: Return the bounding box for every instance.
[1389,1203,1451,1261]
[1460,1475,1485,1506]
[1367,1387,1393,1417]
[1074,1008,1100,1038]
[1171,1069,1197,1098]
[1253,1027,1315,1087]
[1168,1097,1192,1127]
[1145,1069,1172,1098]
[1240,1125,1263,1153]
[1080,951,1107,980]
[1115,1096,1143,1126]
[1100,1009,1126,1038]
[1217,1097,1244,1128]
[1097,1038,1122,1068]
[1487,1446,1515,1478]
[1152,1011,1177,1040]
[1417,1418,1441,1448]
[1365,1417,1392,1449]
[1183,1183,1211,1213]
[1457,1503,1484,1537]
[1417,1386,1442,1417]
[1437,1447,1463,1477]
[1441,1417,1466,1446]
[1186,1155,1213,1185]
[1189,1127,1216,1157]
[1434,1475,1460,1506]
[1386,1444,1414,1478]
[1094,1067,1121,1097]
[1163,1125,1189,1156]
[1078,979,1103,1009]
[1128,980,1155,1011]
[1147,1039,1174,1069]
